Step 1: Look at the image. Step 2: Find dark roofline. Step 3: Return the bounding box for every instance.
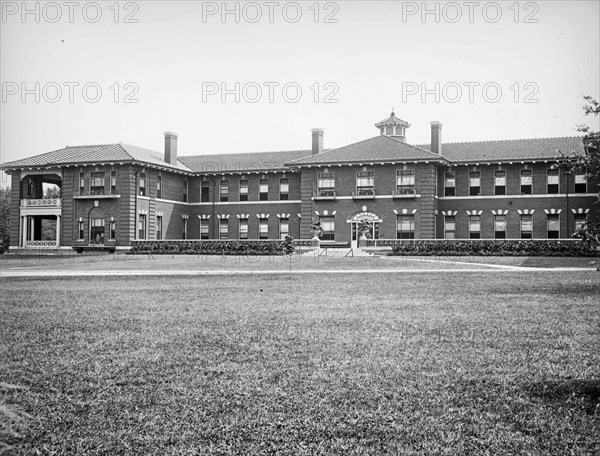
[416,135,583,147]
[182,148,314,160]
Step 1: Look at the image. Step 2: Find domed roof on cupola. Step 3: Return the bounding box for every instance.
[375,110,411,142]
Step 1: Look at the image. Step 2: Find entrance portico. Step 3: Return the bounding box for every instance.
[348,208,382,249]
[19,199,62,247]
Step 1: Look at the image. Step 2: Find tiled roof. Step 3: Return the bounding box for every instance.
[179,150,311,173]
[1,143,191,171]
[415,136,585,162]
[2,135,586,173]
[120,144,191,171]
[1,144,123,168]
[1,143,308,173]
[286,135,445,167]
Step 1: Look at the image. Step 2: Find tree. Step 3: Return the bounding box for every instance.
[0,186,10,254]
[43,184,61,199]
[568,95,600,185]
[567,95,600,248]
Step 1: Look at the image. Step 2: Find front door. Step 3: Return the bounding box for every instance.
[90,218,105,244]
[350,221,379,248]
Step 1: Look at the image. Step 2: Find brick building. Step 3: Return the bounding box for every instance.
[2,113,598,250]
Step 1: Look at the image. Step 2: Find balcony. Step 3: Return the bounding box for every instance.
[352,189,376,200]
[392,187,416,198]
[313,190,337,200]
[20,198,61,208]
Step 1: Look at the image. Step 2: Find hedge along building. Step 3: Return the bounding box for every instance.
[2,113,598,250]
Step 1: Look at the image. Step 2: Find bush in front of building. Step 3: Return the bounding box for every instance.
[0,186,10,254]
[129,237,296,256]
[388,240,599,257]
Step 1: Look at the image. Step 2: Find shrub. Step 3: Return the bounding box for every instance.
[386,240,599,257]
[129,239,295,256]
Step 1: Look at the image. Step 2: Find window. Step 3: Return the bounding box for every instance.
[109,220,116,240]
[469,171,481,196]
[90,218,105,244]
[444,172,456,196]
[139,173,146,196]
[90,172,105,195]
[574,174,587,193]
[259,218,269,239]
[547,168,559,194]
[494,170,506,195]
[494,215,506,239]
[356,171,374,195]
[319,216,335,241]
[279,178,289,200]
[547,214,560,238]
[183,180,188,202]
[396,169,415,194]
[110,171,117,195]
[201,182,210,202]
[219,219,228,240]
[200,219,210,239]
[317,172,335,196]
[520,169,532,195]
[138,214,146,239]
[79,172,85,195]
[259,179,269,200]
[220,180,228,202]
[239,219,248,240]
[156,175,162,199]
[78,220,84,240]
[156,216,162,240]
[520,215,533,239]
[182,218,188,239]
[239,179,248,201]
[279,218,289,239]
[469,215,481,239]
[444,216,456,239]
[574,214,587,233]
[396,215,415,239]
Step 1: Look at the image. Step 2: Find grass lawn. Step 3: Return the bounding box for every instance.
[1,252,598,273]
[1,271,599,455]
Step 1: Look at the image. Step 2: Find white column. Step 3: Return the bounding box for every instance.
[56,215,61,247]
[20,216,25,247]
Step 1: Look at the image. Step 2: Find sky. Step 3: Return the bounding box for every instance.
[1,0,599,187]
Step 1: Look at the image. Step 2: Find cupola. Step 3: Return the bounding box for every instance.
[375,110,411,142]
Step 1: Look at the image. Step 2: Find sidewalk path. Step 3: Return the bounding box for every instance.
[1,267,596,278]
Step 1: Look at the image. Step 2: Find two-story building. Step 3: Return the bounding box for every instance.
[2,113,598,250]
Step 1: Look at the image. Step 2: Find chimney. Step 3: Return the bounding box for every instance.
[430,121,442,155]
[311,128,324,155]
[164,131,178,166]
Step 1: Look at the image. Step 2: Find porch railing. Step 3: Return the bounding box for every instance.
[25,240,58,247]
[20,198,62,208]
